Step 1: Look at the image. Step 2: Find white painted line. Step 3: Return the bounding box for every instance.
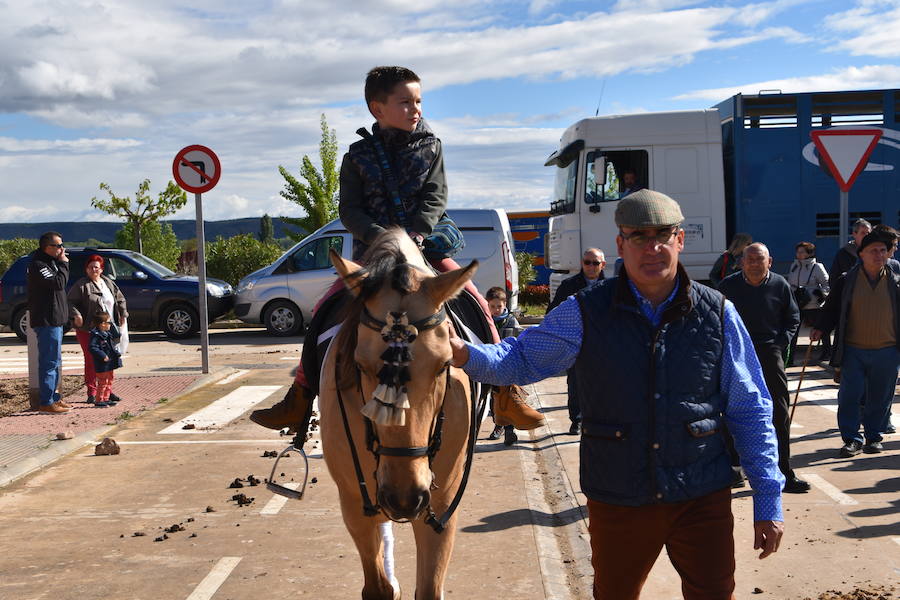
[279,356,301,361]
[185,556,242,600]
[259,483,300,515]
[158,385,283,434]
[800,472,858,505]
[119,439,283,445]
[217,370,249,385]
[892,537,900,547]
[789,422,804,428]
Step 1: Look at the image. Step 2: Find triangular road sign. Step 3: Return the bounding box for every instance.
[811,129,883,192]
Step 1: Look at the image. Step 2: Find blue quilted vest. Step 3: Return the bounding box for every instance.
[574,266,733,506]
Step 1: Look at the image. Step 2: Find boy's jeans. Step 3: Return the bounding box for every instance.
[34,325,63,406]
[837,345,899,444]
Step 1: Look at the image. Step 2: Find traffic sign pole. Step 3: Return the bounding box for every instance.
[840,190,849,247]
[195,192,209,374]
[172,145,220,375]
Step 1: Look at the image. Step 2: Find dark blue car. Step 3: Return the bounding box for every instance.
[0,247,233,340]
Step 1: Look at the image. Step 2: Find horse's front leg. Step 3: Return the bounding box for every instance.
[411,514,458,600]
[339,499,400,600]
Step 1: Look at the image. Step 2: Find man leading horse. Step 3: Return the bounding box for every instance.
[451,190,785,600]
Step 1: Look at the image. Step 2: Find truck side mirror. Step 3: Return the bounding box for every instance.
[592,156,607,187]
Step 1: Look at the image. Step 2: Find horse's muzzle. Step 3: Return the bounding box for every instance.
[377,487,431,521]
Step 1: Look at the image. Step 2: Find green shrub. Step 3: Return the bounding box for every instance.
[515,251,537,289]
[205,234,284,286]
[0,238,38,275]
[115,221,181,271]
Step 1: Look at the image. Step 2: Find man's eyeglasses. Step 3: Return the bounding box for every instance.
[48,243,65,248]
[583,260,602,266]
[619,227,679,248]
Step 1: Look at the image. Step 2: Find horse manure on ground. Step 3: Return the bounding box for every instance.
[205,505,216,513]
[262,450,277,458]
[154,534,168,542]
[231,493,254,507]
[181,423,196,430]
[228,478,244,488]
[164,523,185,533]
[247,474,261,486]
[804,585,896,600]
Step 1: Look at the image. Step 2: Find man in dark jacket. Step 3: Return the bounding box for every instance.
[547,248,606,434]
[719,243,807,492]
[829,218,872,282]
[812,230,900,456]
[26,232,71,413]
[452,190,784,599]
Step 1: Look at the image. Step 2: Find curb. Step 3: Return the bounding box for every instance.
[0,366,239,490]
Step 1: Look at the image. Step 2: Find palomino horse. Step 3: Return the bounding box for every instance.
[319,229,479,600]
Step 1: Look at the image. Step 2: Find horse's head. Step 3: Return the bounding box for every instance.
[330,229,476,521]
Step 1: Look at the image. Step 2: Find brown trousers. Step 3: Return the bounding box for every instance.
[587,487,736,600]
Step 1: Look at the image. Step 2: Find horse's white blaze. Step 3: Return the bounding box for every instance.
[380,521,399,591]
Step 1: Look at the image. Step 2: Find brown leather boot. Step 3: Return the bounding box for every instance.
[250,384,312,430]
[492,385,544,430]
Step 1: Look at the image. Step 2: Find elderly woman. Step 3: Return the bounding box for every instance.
[67,254,128,406]
[787,241,830,365]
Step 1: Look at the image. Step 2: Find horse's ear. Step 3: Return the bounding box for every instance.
[330,248,366,295]
[422,260,478,304]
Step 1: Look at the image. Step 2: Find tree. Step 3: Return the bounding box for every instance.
[115,220,181,271]
[91,179,188,254]
[279,114,339,242]
[259,214,274,244]
[205,234,284,286]
[0,238,38,275]
[515,251,538,289]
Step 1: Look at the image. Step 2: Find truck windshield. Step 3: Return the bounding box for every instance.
[550,160,578,215]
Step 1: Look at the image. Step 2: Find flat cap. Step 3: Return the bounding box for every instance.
[858,230,893,254]
[614,189,684,228]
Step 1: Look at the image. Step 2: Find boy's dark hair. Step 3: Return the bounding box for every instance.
[365,66,420,106]
[39,231,62,248]
[486,286,507,302]
[93,311,111,327]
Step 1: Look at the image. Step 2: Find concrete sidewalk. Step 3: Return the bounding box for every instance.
[0,368,233,488]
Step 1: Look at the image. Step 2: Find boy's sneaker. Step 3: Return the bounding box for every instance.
[863,441,884,454]
[108,393,123,404]
[95,400,111,408]
[488,425,503,440]
[839,440,863,458]
[86,395,96,404]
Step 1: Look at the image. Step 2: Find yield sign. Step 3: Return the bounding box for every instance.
[810,129,882,192]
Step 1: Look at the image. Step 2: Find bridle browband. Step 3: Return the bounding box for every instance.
[334,302,482,532]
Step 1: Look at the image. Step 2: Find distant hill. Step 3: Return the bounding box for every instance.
[0,217,302,243]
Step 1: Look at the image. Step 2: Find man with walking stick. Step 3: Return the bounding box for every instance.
[719,243,809,493]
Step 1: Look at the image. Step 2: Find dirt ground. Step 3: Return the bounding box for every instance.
[0,375,84,417]
[804,585,896,599]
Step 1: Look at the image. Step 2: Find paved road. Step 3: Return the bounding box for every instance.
[0,328,897,599]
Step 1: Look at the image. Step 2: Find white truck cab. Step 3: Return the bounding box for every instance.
[545,110,726,292]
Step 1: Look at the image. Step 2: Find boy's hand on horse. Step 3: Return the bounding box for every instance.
[449,337,469,367]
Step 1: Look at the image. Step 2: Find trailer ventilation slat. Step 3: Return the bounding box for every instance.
[816,212,882,238]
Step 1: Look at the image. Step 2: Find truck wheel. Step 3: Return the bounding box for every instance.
[263,300,303,337]
[161,304,199,339]
[11,307,27,342]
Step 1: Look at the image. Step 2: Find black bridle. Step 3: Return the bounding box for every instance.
[334,304,484,532]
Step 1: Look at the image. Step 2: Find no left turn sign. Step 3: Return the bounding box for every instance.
[173,145,221,194]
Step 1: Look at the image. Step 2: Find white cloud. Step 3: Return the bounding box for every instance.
[0,136,142,152]
[825,0,900,57]
[673,65,900,101]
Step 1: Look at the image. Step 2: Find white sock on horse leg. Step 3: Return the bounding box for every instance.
[380,521,399,591]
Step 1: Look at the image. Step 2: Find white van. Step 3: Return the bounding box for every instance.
[234,209,518,336]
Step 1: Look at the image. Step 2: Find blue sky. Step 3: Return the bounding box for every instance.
[1,0,899,223]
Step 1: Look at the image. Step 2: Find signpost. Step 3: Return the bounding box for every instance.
[172,145,221,374]
[810,129,882,244]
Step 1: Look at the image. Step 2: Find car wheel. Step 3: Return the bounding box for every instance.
[11,307,27,342]
[161,304,199,339]
[263,300,303,337]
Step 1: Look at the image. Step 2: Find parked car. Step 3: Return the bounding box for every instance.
[0,247,234,340]
[234,209,519,336]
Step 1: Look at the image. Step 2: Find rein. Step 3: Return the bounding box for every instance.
[334,303,484,533]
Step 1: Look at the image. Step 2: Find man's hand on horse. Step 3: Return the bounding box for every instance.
[449,337,470,367]
[753,520,784,559]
